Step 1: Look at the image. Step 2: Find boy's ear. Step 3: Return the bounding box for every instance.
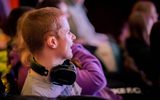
[47,36,58,48]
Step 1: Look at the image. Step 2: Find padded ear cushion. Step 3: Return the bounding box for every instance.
[50,60,77,85]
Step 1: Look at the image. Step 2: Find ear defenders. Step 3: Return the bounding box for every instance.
[30,58,77,85]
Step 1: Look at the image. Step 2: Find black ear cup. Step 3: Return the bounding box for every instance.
[31,58,76,85]
[50,61,77,85]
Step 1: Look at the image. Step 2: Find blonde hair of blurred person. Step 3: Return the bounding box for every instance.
[129,12,150,45]
[132,1,158,36]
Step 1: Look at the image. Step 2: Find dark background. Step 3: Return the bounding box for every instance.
[84,0,160,37]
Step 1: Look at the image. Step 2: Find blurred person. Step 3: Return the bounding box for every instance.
[64,0,119,73]
[126,12,152,86]
[132,1,158,37]
[125,1,159,85]
[19,7,81,97]
[65,0,108,46]
[116,21,152,88]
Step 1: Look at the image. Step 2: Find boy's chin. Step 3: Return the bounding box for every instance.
[66,53,73,59]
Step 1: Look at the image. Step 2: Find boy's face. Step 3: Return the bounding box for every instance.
[56,16,76,59]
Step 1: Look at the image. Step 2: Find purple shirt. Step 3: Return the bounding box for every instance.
[72,43,107,95]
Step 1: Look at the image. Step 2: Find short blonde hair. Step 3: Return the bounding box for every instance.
[16,7,66,66]
[132,1,156,17]
[21,7,65,54]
